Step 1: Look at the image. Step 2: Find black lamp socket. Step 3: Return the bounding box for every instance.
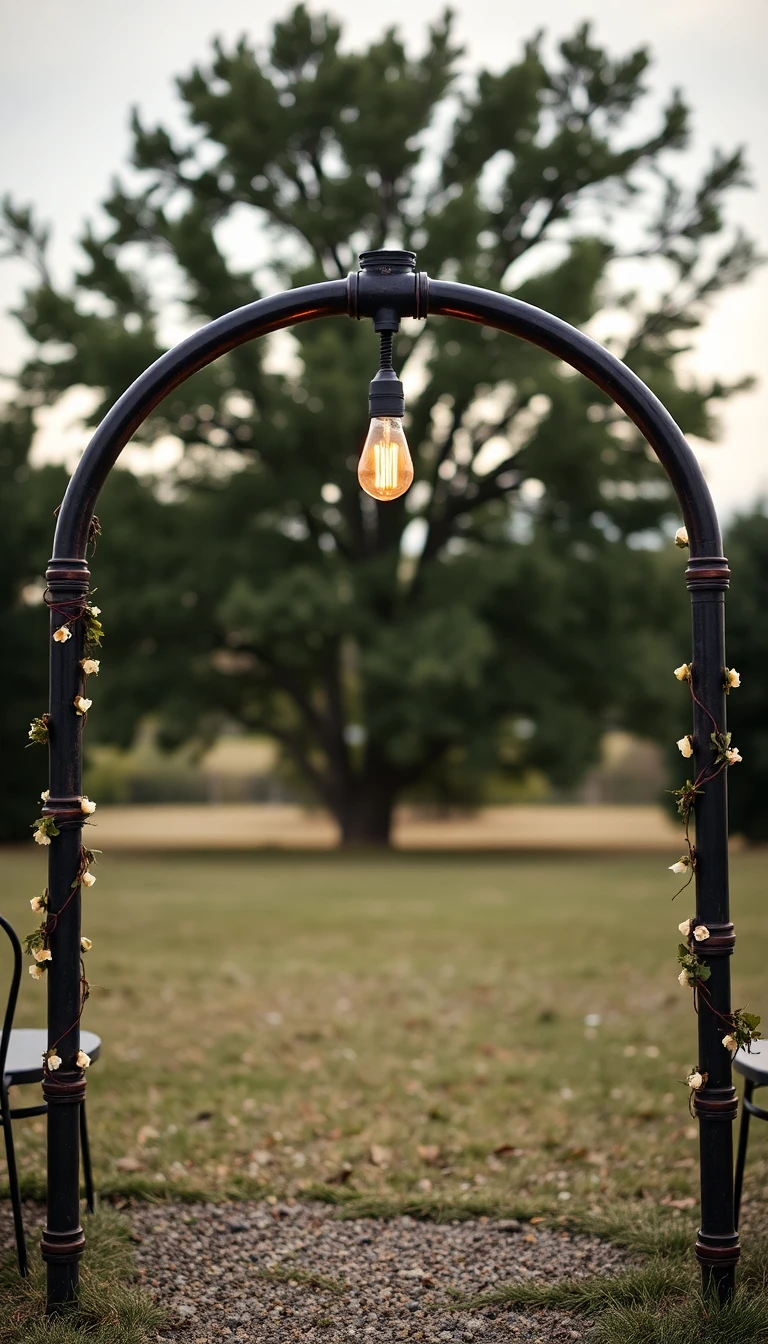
[368,367,405,419]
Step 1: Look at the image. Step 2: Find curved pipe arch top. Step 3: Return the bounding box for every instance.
[53,272,723,563]
[428,280,723,561]
[53,279,350,558]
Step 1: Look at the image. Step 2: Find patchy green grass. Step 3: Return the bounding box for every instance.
[455,1259,768,1343]
[0,1209,165,1344]
[454,1255,691,1313]
[451,1233,768,1341]
[3,847,768,1226]
[588,1290,768,1344]
[256,1261,347,1295]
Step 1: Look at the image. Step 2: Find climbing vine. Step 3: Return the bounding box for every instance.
[25,594,103,1074]
[670,530,760,1109]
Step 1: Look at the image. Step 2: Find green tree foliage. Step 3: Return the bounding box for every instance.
[0,9,758,842]
[0,408,67,839]
[721,508,768,841]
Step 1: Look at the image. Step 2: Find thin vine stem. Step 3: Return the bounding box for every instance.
[671,663,729,899]
[687,667,720,735]
[44,959,90,1067]
[43,593,87,625]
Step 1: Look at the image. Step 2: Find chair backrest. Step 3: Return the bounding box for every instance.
[0,914,23,1083]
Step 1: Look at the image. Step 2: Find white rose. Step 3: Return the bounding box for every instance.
[30,895,45,912]
[34,947,52,963]
[675,527,689,548]
[670,858,690,875]
[693,925,710,942]
[29,964,45,980]
[678,919,692,937]
[47,1053,62,1071]
[80,659,100,675]
[76,1050,91,1069]
[725,747,742,765]
[53,625,72,643]
[81,870,96,888]
[722,1035,738,1057]
[80,797,97,815]
[678,969,692,987]
[726,668,740,689]
[87,605,101,616]
[40,789,50,802]
[674,664,691,681]
[686,1070,704,1090]
[33,829,51,846]
[677,736,694,758]
[80,937,92,952]
[74,696,92,715]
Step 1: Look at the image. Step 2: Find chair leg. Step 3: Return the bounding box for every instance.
[734,1078,754,1231]
[80,1100,95,1215]
[1,1085,28,1277]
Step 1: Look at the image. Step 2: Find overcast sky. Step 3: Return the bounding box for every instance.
[1,0,766,520]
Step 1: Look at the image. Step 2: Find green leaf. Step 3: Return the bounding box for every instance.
[740,1011,761,1032]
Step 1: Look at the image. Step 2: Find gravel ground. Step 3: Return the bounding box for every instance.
[0,1200,632,1341]
[127,1201,631,1343]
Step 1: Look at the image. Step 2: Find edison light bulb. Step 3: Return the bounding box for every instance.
[358,417,414,501]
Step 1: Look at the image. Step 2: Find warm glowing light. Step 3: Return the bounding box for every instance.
[357,417,414,501]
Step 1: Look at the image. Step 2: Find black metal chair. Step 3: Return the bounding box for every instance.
[1,912,100,1275]
[733,1040,768,1230]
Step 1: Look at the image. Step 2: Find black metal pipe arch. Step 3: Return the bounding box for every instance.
[42,254,737,1311]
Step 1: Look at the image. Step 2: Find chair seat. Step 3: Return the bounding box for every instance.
[2,1029,101,1086]
[734,1038,768,1086]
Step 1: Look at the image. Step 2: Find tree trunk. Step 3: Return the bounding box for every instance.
[337,782,396,847]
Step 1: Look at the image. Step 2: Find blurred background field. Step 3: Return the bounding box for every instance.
[81,726,684,849]
[2,846,767,1224]
[85,802,681,850]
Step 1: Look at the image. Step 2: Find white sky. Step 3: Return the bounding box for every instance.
[1,0,766,520]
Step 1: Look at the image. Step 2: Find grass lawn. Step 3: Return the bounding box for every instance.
[3,845,768,1231]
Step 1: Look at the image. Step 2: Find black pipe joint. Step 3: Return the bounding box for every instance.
[348,249,428,324]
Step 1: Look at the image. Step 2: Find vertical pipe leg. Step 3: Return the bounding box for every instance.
[733,1080,753,1231]
[42,1073,86,1305]
[43,557,90,1313]
[687,559,739,1302]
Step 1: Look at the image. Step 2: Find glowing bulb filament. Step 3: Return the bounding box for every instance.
[374,442,399,492]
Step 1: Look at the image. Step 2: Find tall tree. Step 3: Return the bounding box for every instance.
[1,9,758,843]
